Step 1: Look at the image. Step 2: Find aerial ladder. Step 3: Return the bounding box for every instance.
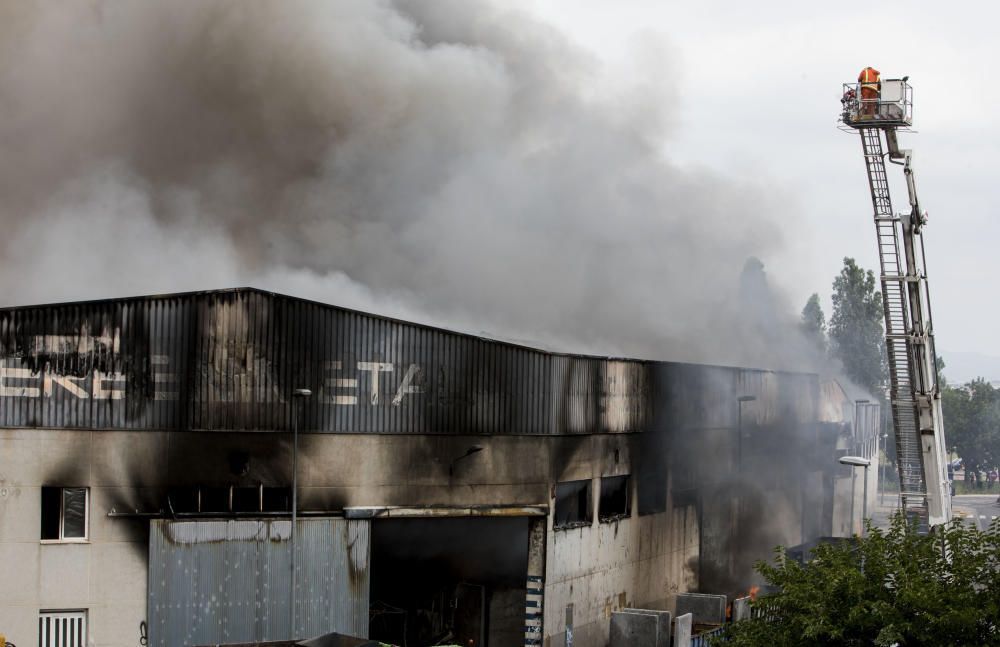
[840,74,952,527]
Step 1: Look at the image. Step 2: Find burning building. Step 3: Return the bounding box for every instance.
[0,288,875,647]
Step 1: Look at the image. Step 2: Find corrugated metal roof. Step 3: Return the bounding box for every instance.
[0,288,653,433]
[0,288,814,434]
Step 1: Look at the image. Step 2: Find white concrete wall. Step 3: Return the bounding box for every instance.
[541,477,698,647]
[0,429,150,647]
[0,428,638,647]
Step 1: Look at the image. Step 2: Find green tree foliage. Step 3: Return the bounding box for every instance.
[716,514,1000,646]
[942,379,1000,477]
[800,292,827,352]
[828,258,887,397]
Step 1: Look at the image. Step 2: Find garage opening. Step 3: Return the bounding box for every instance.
[369,517,530,647]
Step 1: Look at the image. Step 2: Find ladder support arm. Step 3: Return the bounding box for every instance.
[858,126,952,527]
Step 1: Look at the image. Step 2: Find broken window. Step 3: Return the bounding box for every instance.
[554,479,592,529]
[231,486,261,512]
[41,487,88,541]
[200,487,231,513]
[261,487,291,512]
[166,485,291,514]
[599,475,630,521]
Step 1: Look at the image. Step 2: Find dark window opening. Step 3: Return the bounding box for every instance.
[261,487,291,512]
[166,487,199,514]
[200,487,231,513]
[599,475,630,522]
[554,479,592,529]
[41,487,88,541]
[41,487,61,540]
[637,471,667,516]
[231,487,260,513]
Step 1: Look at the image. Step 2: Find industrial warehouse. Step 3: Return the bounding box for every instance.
[0,288,878,647]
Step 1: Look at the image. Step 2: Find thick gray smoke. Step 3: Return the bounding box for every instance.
[0,0,818,368]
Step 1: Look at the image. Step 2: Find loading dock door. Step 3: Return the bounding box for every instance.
[148,518,369,647]
[368,516,529,647]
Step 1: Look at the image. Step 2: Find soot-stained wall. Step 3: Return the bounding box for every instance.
[539,363,829,646]
[0,288,651,434]
[0,289,836,647]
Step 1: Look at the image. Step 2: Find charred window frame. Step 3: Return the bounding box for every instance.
[599,475,631,522]
[41,487,89,542]
[554,479,593,529]
[166,485,291,514]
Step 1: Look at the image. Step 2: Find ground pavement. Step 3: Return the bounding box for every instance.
[869,492,999,531]
[951,494,1000,531]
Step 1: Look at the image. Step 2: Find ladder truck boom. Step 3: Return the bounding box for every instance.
[840,75,952,527]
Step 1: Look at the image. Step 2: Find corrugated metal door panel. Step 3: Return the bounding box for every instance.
[148,518,369,647]
[295,519,370,637]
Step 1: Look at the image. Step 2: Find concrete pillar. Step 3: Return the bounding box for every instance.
[673,613,693,647]
[524,517,545,647]
[732,596,751,621]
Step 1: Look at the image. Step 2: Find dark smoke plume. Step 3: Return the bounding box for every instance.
[0,0,820,368]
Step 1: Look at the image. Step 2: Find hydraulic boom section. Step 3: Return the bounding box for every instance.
[840,77,952,527]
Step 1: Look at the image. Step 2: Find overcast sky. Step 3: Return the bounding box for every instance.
[523,0,995,360]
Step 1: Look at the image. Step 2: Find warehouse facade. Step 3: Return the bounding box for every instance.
[0,288,862,646]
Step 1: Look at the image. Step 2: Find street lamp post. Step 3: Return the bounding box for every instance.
[290,387,312,637]
[840,455,872,536]
[880,432,889,507]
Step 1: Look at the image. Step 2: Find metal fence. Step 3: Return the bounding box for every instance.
[690,626,725,647]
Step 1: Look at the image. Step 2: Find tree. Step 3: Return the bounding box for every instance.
[828,258,887,398]
[942,379,1000,481]
[716,514,1000,646]
[800,293,826,352]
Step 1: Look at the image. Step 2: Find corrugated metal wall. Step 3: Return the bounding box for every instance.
[148,518,369,647]
[0,289,653,433]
